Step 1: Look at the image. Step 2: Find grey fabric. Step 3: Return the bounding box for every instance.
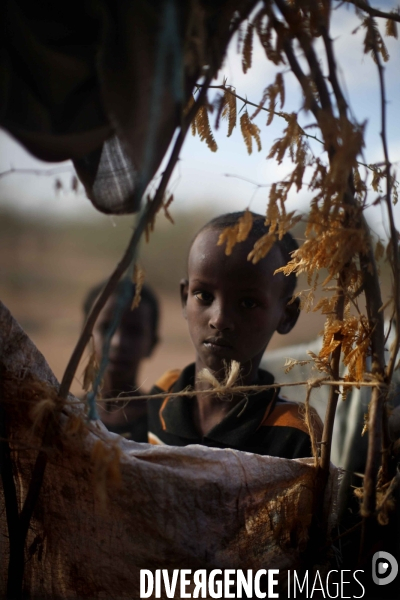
[1,0,258,214]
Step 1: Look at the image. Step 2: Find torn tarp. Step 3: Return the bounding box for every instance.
[0,301,338,598]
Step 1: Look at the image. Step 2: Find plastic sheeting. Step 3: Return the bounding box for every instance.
[1,0,258,214]
[0,301,338,598]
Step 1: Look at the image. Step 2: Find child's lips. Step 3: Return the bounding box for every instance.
[203,337,234,353]
[108,357,133,371]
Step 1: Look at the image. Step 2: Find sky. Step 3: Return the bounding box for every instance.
[1,1,400,240]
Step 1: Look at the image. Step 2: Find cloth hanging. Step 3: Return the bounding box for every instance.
[1,0,257,214]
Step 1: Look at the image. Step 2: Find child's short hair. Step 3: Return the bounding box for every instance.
[194,211,298,297]
[83,279,159,341]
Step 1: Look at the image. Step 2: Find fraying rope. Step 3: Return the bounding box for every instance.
[102,376,389,404]
[196,360,241,399]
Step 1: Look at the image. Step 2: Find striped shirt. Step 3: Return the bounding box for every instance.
[147,364,322,458]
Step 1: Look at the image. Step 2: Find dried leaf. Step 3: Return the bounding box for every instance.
[255,11,284,65]
[363,17,390,63]
[194,104,217,152]
[226,88,237,137]
[242,22,254,73]
[276,72,285,109]
[247,232,276,264]
[237,209,253,242]
[284,358,312,374]
[240,112,261,154]
[386,16,398,39]
[217,227,239,256]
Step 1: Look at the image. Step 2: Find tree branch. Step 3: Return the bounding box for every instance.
[10,78,213,597]
[320,284,344,472]
[318,2,349,117]
[358,17,399,536]
[372,34,400,384]
[341,0,400,23]
[206,83,325,144]
[0,165,73,179]
[274,0,334,114]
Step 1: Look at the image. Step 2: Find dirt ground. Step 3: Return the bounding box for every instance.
[1,287,326,398]
[0,209,329,398]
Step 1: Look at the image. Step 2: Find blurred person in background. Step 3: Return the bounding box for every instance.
[83,279,160,441]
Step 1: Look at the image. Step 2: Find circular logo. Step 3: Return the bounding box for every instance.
[372,551,398,586]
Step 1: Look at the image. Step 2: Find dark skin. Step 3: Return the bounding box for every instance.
[180,228,300,437]
[93,294,157,430]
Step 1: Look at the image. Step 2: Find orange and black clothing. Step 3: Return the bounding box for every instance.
[147,363,321,458]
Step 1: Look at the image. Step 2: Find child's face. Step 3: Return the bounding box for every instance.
[92,294,155,387]
[181,228,299,377]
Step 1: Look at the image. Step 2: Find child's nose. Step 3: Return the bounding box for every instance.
[209,302,234,332]
[110,329,122,350]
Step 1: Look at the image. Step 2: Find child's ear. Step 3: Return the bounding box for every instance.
[180,278,189,319]
[147,334,159,357]
[277,296,300,335]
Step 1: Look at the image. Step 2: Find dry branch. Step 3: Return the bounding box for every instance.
[342,0,400,23]
[10,79,213,597]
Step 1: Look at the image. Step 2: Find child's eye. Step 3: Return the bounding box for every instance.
[194,291,213,304]
[241,298,258,309]
[100,321,112,335]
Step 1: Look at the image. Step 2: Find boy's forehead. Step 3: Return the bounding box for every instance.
[188,227,285,281]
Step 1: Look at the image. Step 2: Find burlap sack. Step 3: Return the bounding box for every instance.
[0,301,338,599]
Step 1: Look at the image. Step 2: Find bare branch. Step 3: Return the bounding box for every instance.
[14,80,213,595]
[320,285,344,472]
[371,27,400,383]
[274,0,334,114]
[318,4,349,117]
[206,83,325,143]
[359,16,400,534]
[263,4,322,118]
[341,0,400,23]
[0,165,73,179]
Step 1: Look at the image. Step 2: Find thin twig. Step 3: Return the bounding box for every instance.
[104,377,387,404]
[372,20,398,491]
[13,78,213,595]
[275,0,333,113]
[58,86,209,401]
[341,0,400,23]
[359,16,397,533]
[320,285,345,472]
[0,165,74,179]
[318,4,348,117]
[372,34,400,383]
[263,3,322,120]
[268,3,390,564]
[205,83,398,176]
